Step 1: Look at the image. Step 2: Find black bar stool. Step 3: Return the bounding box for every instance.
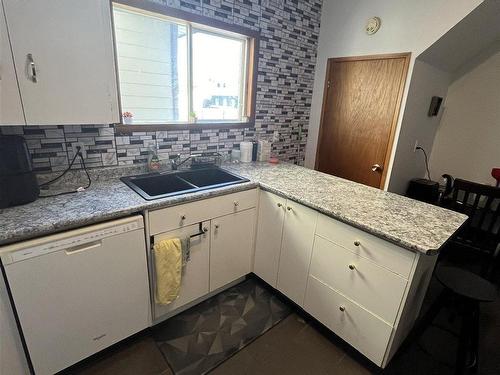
[416,266,496,374]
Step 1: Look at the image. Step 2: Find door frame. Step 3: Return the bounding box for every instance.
[314,53,411,189]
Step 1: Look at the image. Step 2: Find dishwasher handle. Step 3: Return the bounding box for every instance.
[64,241,102,255]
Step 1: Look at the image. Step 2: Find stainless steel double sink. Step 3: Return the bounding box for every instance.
[121,167,249,200]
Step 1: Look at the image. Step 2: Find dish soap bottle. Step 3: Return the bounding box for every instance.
[148,148,161,171]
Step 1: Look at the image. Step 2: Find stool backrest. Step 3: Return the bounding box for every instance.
[448,179,500,250]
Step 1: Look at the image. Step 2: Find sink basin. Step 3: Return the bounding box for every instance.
[121,167,249,200]
[177,168,244,187]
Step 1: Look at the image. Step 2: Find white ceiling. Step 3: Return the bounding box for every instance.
[418,0,500,73]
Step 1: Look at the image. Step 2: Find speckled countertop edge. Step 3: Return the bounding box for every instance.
[0,162,467,254]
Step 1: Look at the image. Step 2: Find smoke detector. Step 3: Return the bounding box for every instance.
[366,17,382,35]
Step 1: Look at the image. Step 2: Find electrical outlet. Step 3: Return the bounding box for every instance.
[413,140,419,153]
[71,142,87,159]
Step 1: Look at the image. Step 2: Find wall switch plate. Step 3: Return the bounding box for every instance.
[71,142,87,159]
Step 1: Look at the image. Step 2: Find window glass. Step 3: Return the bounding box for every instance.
[113,5,251,125]
[113,7,188,123]
[192,29,245,122]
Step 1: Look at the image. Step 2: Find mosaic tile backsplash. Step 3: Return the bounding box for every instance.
[0,0,322,173]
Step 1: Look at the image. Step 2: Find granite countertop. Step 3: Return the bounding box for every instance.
[0,162,467,254]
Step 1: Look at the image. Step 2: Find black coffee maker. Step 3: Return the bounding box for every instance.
[0,135,40,208]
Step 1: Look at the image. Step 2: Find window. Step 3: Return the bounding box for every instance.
[112,3,256,128]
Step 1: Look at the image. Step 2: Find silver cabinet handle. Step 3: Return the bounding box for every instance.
[26,53,37,83]
[371,164,383,172]
[339,306,346,312]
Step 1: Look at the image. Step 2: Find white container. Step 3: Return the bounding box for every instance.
[240,142,253,163]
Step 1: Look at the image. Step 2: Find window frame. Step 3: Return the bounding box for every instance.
[111,0,259,134]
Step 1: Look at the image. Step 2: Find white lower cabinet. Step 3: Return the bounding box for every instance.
[254,191,286,287]
[277,201,318,306]
[304,276,393,365]
[254,191,318,306]
[310,236,407,324]
[210,208,256,291]
[149,189,258,322]
[153,222,210,321]
[254,190,436,368]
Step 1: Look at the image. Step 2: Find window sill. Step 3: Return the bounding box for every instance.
[115,120,254,135]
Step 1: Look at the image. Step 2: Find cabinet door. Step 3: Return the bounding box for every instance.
[277,200,318,306]
[3,0,119,125]
[0,1,24,125]
[210,208,256,291]
[254,191,286,287]
[153,222,210,321]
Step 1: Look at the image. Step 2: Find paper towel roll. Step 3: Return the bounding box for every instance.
[240,142,253,163]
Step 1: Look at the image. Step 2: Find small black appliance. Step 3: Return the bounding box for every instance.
[406,178,440,204]
[0,135,40,208]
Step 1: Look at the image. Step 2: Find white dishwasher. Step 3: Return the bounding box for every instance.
[0,215,151,375]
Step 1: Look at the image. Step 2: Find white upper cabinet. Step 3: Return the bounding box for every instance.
[0,1,24,125]
[2,0,119,125]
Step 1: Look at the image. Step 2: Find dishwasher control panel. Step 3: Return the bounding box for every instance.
[2,218,143,264]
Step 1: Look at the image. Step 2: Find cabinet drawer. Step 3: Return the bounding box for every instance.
[304,276,392,366]
[149,189,258,235]
[310,236,407,324]
[316,214,415,278]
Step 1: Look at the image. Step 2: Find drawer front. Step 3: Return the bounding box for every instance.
[310,236,407,324]
[304,276,392,366]
[316,214,415,278]
[149,189,258,235]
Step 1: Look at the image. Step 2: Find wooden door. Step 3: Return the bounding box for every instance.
[0,2,25,125]
[210,208,256,291]
[254,191,286,287]
[316,54,410,188]
[3,0,119,125]
[152,222,210,321]
[277,200,318,307]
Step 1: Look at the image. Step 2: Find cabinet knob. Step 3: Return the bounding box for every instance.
[277,202,283,208]
[348,264,356,270]
[203,227,208,233]
[234,201,239,207]
[287,206,293,211]
[180,214,186,221]
[339,306,346,312]
[354,240,361,247]
[215,224,220,230]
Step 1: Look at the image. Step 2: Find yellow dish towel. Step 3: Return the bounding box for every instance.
[154,238,182,305]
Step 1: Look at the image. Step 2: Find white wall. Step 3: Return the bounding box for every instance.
[387,60,451,193]
[305,0,483,184]
[429,49,500,185]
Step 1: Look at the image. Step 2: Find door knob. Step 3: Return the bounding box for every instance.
[371,164,383,172]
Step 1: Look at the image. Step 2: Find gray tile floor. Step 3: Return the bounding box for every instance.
[71,277,500,375]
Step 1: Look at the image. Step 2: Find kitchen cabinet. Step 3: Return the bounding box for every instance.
[210,208,256,291]
[253,191,286,287]
[152,222,210,321]
[2,0,119,125]
[254,191,318,306]
[277,200,318,306]
[0,1,24,125]
[148,189,258,322]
